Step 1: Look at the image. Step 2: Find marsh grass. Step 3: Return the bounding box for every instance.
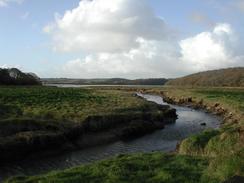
[5,153,208,183]
[0,86,148,122]
[160,87,244,182]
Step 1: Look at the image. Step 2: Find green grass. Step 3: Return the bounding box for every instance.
[203,151,244,183]
[5,153,209,183]
[159,87,244,117]
[179,130,220,156]
[157,87,244,181]
[194,89,244,114]
[0,86,148,122]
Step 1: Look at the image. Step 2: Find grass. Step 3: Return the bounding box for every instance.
[0,86,149,122]
[157,87,244,181]
[161,87,244,117]
[179,130,220,156]
[5,153,209,183]
[201,150,244,183]
[194,88,244,115]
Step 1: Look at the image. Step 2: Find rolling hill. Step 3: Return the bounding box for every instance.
[0,68,41,85]
[166,67,244,87]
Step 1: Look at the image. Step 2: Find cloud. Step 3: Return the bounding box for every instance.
[44,0,172,53]
[62,38,180,78]
[45,0,244,78]
[0,64,22,69]
[61,23,244,78]
[179,23,242,72]
[0,0,24,7]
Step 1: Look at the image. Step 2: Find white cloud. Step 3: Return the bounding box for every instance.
[45,0,171,53]
[61,23,244,78]
[179,23,242,72]
[0,64,22,69]
[0,0,24,7]
[62,38,180,78]
[45,0,244,78]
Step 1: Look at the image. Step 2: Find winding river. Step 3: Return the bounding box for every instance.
[0,94,220,182]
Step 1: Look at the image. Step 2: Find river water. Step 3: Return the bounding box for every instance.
[0,94,220,182]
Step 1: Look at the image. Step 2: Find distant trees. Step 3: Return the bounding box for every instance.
[0,68,41,85]
[166,67,244,87]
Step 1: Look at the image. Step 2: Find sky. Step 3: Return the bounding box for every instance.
[0,0,244,78]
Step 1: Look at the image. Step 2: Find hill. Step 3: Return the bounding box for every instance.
[166,67,244,87]
[0,68,41,85]
[42,78,168,85]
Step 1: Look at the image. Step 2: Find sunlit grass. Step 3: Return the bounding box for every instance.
[0,86,147,122]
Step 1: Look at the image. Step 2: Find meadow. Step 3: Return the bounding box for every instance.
[164,87,244,116]
[2,86,244,183]
[0,86,150,122]
[6,153,209,183]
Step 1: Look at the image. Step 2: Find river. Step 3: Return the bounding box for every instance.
[0,94,220,182]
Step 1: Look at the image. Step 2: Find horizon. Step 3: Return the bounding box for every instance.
[2,66,243,80]
[1,0,244,79]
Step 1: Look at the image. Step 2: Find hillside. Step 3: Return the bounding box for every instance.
[42,78,168,85]
[166,67,244,87]
[0,68,41,85]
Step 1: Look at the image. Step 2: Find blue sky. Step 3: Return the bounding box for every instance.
[0,0,243,78]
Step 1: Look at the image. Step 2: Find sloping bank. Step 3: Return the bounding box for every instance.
[0,95,177,164]
[144,87,244,182]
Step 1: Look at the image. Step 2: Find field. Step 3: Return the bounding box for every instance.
[0,86,149,122]
[162,87,244,117]
[6,153,209,183]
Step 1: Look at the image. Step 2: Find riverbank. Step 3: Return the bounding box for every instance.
[0,86,177,163]
[143,87,244,182]
[5,87,243,183]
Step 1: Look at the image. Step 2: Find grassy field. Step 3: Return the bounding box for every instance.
[0,86,149,122]
[6,153,209,183]
[162,87,244,117]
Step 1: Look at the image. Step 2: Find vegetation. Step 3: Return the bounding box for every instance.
[0,86,170,122]
[158,87,244,182]
[0,86,177,163]
[1,82,243,183]
[6,153,209,183]
[3,87,243,183]
[166,67,244,87]
[0,68,41,85]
